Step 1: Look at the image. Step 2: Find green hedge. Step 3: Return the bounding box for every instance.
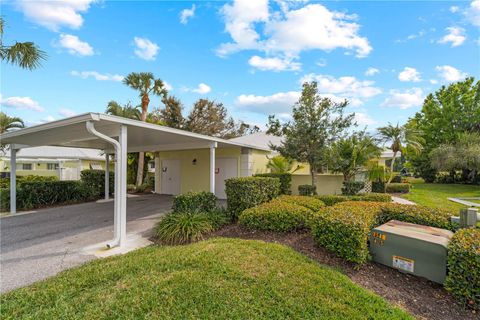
[445,229,480,310]
[80,170,114,197]
[298,184,316,196]
[254,173,291,195]
[315,195,348,206]
[225,177,280,221]
[0,175,58,189]
[316,193,392,206]
[341,181,365,195]
[172,191,217,213]
[239,201,314,232]
[275,195,325,211]
[311,201,456,264]
[1,181,95,211]
[371,181,385,193]
[385,183,411,194]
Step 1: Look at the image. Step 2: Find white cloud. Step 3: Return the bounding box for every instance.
[365,67,379,76]
[180,4,196,24]
[316,58,327,67]
[0,96,44,112]
[235,91,300,114]
[133,37,159,61]
[163,81,173,91]
[465,0,480,27]
[192,83,211,94]
[450,6,460,13]
[59,108,77,117]
[300,73,382,106]
[381,88,424,109]
[435,65,468,82]
[71,71,123,81]
[430,79,438,84]
[248,55,301,71]
[354,112,377,125]
[398,67,421,82]
[58,34,94,56]
[438,27,466,47]
[218,1,371,63]
[42,115,56,123]
[16,0,95,31]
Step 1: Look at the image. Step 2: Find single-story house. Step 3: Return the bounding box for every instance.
[0,146,110,180]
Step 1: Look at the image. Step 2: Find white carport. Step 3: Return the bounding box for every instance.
[0,113,264,248]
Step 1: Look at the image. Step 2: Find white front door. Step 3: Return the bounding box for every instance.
[215,158,238,199]
[161,159,181,195]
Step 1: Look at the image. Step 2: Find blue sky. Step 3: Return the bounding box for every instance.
[1,0,479,130]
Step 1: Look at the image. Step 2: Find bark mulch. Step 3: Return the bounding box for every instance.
[211,224,478,320]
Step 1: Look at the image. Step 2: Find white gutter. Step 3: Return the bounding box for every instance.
[85,121,121,248]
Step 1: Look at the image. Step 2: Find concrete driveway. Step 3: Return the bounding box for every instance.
[0,194,172,293]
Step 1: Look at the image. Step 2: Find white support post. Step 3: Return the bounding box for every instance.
[118,125,128,246]
[10,145,17,214]
[154,153,161,194]
[209,142,217,194]
[104,153,110,200]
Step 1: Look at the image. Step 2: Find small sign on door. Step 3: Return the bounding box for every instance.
[215,168,220,174]
[162,167,167,172]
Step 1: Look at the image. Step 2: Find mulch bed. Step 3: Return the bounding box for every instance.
[210,224,478,320]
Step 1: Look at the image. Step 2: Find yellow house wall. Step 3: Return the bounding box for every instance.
[251,150,270,174]
[291,174,344,195]
[157,147,242,194]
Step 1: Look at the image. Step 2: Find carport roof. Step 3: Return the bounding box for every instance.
[0,113,271,152]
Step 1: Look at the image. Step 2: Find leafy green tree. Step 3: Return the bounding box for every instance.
[123,72,168,186]
[0,112,24,133]
[267,155,303,173]
[0,18,47,70]
[329,131,381,182]
[430,132,480,183]
[377,123,424,185]
[185,99,236,138]
[157,95,185,129]
[267,81,355,186]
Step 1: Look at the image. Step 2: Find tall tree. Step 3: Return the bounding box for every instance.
[123,72,167,186]
[0,112,24,133]
[0,18,47,70]
[157,95,185,129]
[329,131,381,182]
[377,123,424,185]
[185,99,236,137]
[267,81,355,186]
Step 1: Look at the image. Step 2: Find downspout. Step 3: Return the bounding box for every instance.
[86,121,121,248]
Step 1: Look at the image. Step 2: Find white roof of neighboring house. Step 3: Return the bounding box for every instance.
[0,146,105,161]
[380,150,401,159]
[229,132,282,151]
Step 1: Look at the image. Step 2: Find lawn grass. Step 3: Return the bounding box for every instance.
[402,182,480,213]
[1,238,411,320]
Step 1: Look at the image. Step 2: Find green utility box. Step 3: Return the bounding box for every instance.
[369,220,454,284]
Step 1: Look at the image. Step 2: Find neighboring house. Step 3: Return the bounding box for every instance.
[377,150,400,167]
[230,132,344,195]
[0,146,110,181]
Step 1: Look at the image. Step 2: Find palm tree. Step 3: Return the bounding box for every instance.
[123,72,167,186]
[267,155,303,173]
[377,123,423,184]
[0,112,25,133]
[0,18,47,70]
[106,101,141,120]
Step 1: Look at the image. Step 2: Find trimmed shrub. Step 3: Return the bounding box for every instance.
[350,193,392,203]
[80,169,114,197]
[155,212,213,245]
[315,195,348,206]
[341,181,365,195]
[385,183,411,194]
[1,181,95,211]
[391,175,402,183]
[205,208,230,230]
[254,173,292,195]
[276,195,325,211]
[311,202,385,263]
[371,181,385,193]
[298,184,317,196]
[445,229,480,310]
[0,175,58,189]
[239,201,314,232]
[172,191,217,213]
[225,177,280,221]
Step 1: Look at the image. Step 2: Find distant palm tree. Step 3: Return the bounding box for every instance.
[377,123,423,184]
[123,72,167,186]
[0,112,25,133]
[267,155,303,173]
[106,101,141,120]
[0,18,47,70]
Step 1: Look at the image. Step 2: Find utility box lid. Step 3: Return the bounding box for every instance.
[374,220,454,249]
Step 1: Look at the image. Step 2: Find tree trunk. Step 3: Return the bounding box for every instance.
[386,152,397,185]
[310,165,317,187]
[136,93,150,186]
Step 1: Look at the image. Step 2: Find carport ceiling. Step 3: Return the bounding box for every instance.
[0,113,269,152]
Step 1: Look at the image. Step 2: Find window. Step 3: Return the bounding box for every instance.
[149,161,155,169]
[22,163,32,170]
[90,163,103,170]
[47,163,59,170]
